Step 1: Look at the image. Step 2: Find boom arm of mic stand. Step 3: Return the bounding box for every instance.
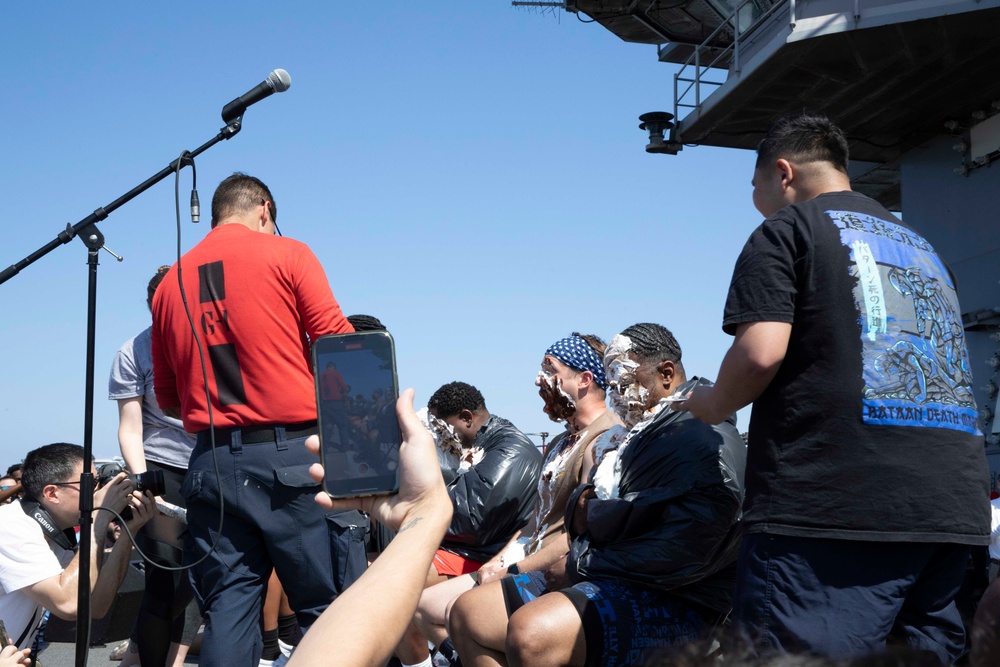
[0,116,240,667]
[0,118,242,286]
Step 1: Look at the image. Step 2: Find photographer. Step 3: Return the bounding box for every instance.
[0,443,154,651]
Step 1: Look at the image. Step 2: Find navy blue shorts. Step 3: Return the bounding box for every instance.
[503,572,705,667]
[733,532,970,662]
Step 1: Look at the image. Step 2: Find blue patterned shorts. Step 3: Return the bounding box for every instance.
[502,571,705,667]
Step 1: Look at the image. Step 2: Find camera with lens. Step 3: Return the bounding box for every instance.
[97,463,166,519]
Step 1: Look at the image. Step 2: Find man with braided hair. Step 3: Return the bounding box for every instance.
[452,323,746,667]
[346,314,386,332]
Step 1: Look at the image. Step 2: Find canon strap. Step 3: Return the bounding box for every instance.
[13,607,39,649]
[20,500,77,552]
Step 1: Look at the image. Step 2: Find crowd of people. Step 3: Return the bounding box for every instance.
[1,111,999,667]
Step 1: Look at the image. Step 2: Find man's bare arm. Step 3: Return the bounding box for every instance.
[513,532,570,574]
[476,527,530,585]
[116,397,148,474]
[289,389,453,667]
[22,477,152,619]
[679,321,792,424]
[21,549,86,620]
[91,491,155,618]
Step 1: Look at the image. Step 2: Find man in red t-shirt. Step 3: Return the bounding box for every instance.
[319,363,349,401]
[151,173,363,666]
[319,362,351,447]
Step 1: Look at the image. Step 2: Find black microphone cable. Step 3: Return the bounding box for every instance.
[98,151,226,572]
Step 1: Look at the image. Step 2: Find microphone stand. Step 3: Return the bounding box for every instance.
[75,224,103,665]
[0,115,244,667]
[0,117,241,285]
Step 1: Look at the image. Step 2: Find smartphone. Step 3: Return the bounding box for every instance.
[313,331,401,498]
[0,618,9,648]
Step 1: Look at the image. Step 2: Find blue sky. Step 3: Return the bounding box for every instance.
[0,2,757,468]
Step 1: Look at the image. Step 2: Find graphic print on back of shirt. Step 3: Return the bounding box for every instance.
[198,260,247,406]
[828,210,980,435]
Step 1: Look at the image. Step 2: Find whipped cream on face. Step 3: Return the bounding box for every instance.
[604,334,649,429]
[536,369,577,424]
[417,407,462,456]
[597,334,682,498]
[417,407,485,473]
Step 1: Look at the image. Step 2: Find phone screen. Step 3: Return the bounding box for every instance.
[313,331,401,498]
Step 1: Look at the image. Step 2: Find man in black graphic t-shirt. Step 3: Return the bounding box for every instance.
[680,112,989,662]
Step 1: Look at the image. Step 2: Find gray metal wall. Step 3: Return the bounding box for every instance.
[899,135,1000,485]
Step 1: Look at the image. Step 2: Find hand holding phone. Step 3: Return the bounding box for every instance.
[306,388,453,531]
[0,646,31,666]
[313,331,402,498]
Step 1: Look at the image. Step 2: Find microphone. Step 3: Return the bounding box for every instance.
[221,69,291,123]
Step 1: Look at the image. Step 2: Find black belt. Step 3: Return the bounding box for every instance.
[206,421,317,445]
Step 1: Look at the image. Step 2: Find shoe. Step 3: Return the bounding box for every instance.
[109,639,131,661]
[278,639,295,658]
[260,643,292,667]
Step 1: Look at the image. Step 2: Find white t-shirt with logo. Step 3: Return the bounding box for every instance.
[0,501,75,649]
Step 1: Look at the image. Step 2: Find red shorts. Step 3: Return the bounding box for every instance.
[432,549,484,577]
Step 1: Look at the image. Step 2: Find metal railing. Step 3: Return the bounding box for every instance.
[673,0,788,124]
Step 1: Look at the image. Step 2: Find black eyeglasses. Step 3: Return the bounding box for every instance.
[51,481,82,488]
[260,199,281,236]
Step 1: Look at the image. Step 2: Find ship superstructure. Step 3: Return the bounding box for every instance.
[548,0,1000,474]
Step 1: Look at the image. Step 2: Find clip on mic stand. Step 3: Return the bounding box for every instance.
[0,116,244,667]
